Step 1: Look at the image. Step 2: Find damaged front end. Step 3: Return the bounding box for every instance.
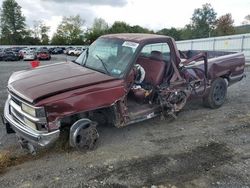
[2,95,60,153]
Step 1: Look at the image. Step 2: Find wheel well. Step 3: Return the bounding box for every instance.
[219,74,229,86]
[59,106,117,130]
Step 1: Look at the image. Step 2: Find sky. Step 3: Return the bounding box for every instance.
[0,0,249,37]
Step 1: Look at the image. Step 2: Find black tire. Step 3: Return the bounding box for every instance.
[203,77,227,109]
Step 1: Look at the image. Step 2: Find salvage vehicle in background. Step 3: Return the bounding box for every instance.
[64,47,74,54]
[23,51,37,61]
[37,51,51,60]
[2,33,245,153]
[0,50,4,61]
[52,47,64,54]
[67,47,86,56]
[2,51,20,61]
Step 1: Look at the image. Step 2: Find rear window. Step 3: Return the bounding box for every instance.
[141,42,171,62]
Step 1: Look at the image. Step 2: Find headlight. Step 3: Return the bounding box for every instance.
[21,103,46,117]
[22,103,36,116]
[24,117,37,130]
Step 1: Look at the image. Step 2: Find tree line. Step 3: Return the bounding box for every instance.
[0,0,250,45]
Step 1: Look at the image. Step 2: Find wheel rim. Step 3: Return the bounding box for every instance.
[74,125,99,150]
[212,82,226,105]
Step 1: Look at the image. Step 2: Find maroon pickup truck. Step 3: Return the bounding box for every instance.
[2,33,245,153]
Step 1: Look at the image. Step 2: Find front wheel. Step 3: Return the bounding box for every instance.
[203,77,227,109]
[69,119,99,151]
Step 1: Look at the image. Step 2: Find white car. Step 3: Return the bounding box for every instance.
[67,47,86,56]
[23,51,36,61]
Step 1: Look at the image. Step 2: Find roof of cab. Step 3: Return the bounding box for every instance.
[100,33,171,43]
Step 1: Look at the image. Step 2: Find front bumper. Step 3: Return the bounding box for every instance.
[3,98,60,146]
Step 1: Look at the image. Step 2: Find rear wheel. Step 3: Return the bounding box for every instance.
[203,77,227,109]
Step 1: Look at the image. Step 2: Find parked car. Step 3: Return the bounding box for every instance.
[48,47,55,54]
[0,50,5,61]
[37,51,51,60]
[2,33,246,153]
[39,47,48,51]
[52,47,63,54]
[23,51,37,61]
[19,48,31,59]
[2,51,20,61]
[67,47,86,56]
[64,47,74,54]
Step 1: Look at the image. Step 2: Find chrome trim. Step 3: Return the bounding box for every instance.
[9,100,46,123]
[4,98,60,146]
[11,106,27,126]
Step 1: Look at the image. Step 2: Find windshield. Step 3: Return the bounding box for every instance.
[75,38,138,78]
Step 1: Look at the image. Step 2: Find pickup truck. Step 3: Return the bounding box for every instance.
[2,33,245,153]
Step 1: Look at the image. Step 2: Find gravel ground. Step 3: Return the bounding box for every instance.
[0,55,250,188]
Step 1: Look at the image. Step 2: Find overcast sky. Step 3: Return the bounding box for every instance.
[1,0,249,37]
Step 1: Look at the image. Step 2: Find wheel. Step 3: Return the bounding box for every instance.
[70,52,74,56]
[70,120,99,151]
[203,77,227,109]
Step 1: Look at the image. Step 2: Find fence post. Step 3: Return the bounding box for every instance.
[213,38,216,51]
[241,35,245,52]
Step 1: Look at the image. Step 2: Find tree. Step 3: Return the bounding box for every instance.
[108,21,153,34]
[51,15,85,45]
[191,3,217,38]
[215,13,235,36]
[108,21,132,33]
[92,18,109,32]
[32,20,40,39]
[39,22,50,44]
[0,8,2,39]
[31,20,50,44]
[130,25,152,33]
[0,0,27,44]
[242,15,250,25]
[51,34,66,45]
[180,24,194,40]
[85,18,109,44]
[157,27,181,40]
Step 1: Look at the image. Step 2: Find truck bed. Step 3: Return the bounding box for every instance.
[182,50,245,82]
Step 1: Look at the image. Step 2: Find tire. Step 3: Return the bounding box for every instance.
[70,52,74,56]
[203,77,227,109]
[70,119,99,151]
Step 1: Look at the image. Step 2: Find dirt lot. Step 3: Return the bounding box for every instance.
[0,55,250,188]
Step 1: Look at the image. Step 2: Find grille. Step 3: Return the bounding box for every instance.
[8,94,47,131]
[11,95,22,106]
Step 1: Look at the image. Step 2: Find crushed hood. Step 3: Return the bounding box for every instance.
[8,62,117,103]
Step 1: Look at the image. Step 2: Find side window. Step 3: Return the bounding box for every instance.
[141,43,171,62]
